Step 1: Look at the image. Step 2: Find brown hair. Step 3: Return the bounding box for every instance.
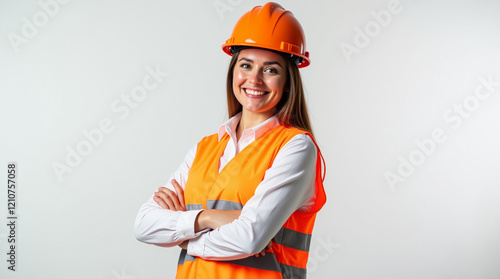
[226,51,314,135]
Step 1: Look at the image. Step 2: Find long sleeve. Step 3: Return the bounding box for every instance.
[134,143,205,246]
[187,134,317,260]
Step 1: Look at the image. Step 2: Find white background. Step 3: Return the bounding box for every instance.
[1,0,500,278]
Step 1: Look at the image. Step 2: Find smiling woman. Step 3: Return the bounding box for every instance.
[231,48,287,133]
[134,2,326,279]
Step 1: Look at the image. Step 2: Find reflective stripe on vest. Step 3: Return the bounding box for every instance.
[178,248,282,271]
[176,125,326,279]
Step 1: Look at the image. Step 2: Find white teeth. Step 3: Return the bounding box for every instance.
[245,89,267,95]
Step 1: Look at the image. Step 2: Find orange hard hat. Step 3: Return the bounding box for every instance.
[222,2,310,68]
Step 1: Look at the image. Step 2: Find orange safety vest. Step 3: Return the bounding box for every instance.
[177,125,326,279]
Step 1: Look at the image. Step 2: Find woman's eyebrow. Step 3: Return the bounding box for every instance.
[238,57,253,63]
[263,61,283,67]
[238,57,283,67]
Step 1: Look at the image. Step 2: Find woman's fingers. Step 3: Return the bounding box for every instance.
[152,195,167,209]
[154,186,184,211]
[159,188,182,210]
[153,191,176,210]
[171,179,186,211]
[255,241,273,257]
[254,250,265,257]
[178,240,188,250]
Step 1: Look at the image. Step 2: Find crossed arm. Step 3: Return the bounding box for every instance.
[153,179,271,256]
[134,134,316,260]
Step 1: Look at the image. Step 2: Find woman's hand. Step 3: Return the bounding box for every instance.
[254,241,273,257]
[178,240,189,250]
[208,210,242,229]
[195,209,241,232]
[153,179,186,211]
[154,184,271,257]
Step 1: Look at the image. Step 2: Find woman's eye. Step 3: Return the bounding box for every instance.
[240,63,250,69]
[265,67,278,74]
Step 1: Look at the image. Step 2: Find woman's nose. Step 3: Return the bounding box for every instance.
[248,70,263,85]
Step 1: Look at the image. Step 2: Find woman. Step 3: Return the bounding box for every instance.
[134,3,326,278]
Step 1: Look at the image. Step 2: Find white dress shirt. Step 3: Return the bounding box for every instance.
[134,113,317,260]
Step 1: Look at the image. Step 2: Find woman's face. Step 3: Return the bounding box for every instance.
[232,48,287,118]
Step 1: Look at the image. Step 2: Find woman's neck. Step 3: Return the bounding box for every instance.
[236,110,275,140]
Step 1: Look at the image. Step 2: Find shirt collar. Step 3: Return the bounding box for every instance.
[218,112,280,141]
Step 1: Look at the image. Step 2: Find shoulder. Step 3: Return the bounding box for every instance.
[278,126,316,150]
[284,133,317,155]
[197,133,220,144]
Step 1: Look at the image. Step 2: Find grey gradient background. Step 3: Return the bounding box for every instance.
[1,0,500,278]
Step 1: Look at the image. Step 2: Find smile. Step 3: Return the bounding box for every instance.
[244,88,269,96]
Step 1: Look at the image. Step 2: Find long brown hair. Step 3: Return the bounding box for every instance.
[226,50,314,135]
